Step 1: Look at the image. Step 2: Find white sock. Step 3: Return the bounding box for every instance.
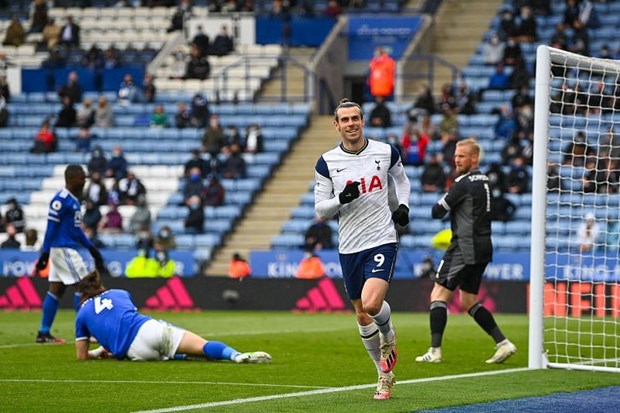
[358,322,382,374]
[371,301,395,342]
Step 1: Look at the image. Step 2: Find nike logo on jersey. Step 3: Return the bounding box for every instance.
[371,268,384,273]
[336,168,347,172]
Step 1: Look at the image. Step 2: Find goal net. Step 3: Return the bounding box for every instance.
[530,46,620,372]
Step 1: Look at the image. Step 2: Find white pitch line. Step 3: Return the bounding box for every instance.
[0,379,326,389]
[132,367,530,413]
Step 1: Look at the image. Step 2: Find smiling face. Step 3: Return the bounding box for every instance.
[333,106,365,151]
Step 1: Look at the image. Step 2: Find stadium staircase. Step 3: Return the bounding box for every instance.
[256,47,316,103]
[205,115,336,276]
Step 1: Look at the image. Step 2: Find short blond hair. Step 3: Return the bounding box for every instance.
[456,138,480,156]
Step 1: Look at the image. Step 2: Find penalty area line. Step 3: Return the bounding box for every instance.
[133,367,529,413]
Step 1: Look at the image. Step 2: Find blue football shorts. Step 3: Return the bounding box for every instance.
[339,243,398,300]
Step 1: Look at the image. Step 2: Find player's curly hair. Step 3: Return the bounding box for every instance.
[333,98,363,121]
[79,270,107,304]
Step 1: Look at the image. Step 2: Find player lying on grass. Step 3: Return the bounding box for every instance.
[75,271,272,363]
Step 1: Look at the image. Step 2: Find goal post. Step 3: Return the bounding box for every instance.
[530,45,620,372]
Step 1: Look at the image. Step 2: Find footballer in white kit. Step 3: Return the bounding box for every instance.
[314,99,410,400]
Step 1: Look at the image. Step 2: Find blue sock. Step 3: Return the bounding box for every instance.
[203,341,239,361]
[73,292,81,311]
[39,292,59,334]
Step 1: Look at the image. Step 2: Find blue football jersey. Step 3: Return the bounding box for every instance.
[76,289,151,360]
[41,188,93,252]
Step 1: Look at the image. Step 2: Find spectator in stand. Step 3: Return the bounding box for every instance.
[501,133,524,164]
[562,0,581,29]
[483,33,505,66]
[3,15,25,47]
[76,98,95,128]
[488,63,510,90]
[129,195,151,235]
[0,52,10,81]
[437,83,456,109]
[547,163,563,192]
[498,9,517,41]
[83,225,105,249]
[202,114,225,154]
[1,223,20,249]
[118,171,146,206]
[99,202,123,234]
[210,24,234,57]
[81,44,104,70]
[304,217,334,252]
[190,93,210,128]
[420,153,447,193]
[576,212,600,253]
[368,96,392,128]
[0,94,8,128]
[242,124,263,153]
[58,71,82,104]
[368,47,395,99]
[598,44,613,59]
[441,129,459,170]
[103,46,121,69]
[30,0,48,34]
[87,146,107,177]
[221,143,247,179]
[323,0,343,18]
[514,6,537,43]
[583,156,619,194]
[150,104,169,128]
[118,73,145,106]
[142,73,156,103]
[5,198,25,233]
[185,43,210,80]
[94,95,114,128]
[155,225,177,251]
[502,38,523,66]
[568,20,589,56]
[59,15,80,48]
[222,125,242,154]
[41,17,60,50]
[184,195,204,234]
[42,46,66,69]
[505,156,529,194]
[107,145,129,181]
[414,84,436,115]
[438,104,459,141]
[30,118,57,154]
[202,175,225,207]
[21,228,39,251]
[550,23,568,50]
[562,131,591,167]
[85,171,108,207]
[170,48,187,80]
[509,58,530,90]
[228,252,251,279]
[418,112,438,141]
[495,106,517,140]
[192,25,210,57]
[490,188,517,222]
[175,101,192,129]
[183,149,209,178]
[72,126,97,153]
[183,167,205,204]
[55,95,77,128]
[401,123,429,167]
[511,86,532,110]
[82,199,102,231]
[485,162,507,193]
[167,0,191,33]
[454,82,476,115]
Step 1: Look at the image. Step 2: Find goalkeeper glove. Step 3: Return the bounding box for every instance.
[392,204,410,226]
[339,181,361,204]
[35,252,50,271]
[88,247,106,273]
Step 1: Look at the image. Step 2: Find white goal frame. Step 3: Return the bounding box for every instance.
[530,45,620,372]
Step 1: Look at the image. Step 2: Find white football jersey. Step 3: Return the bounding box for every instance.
[314,139,410,254]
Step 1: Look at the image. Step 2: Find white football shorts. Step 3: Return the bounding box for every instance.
[49,247,89,284]
[126,319,186,361]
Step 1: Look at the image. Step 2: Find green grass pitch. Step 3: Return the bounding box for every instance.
[2,310,620,412]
